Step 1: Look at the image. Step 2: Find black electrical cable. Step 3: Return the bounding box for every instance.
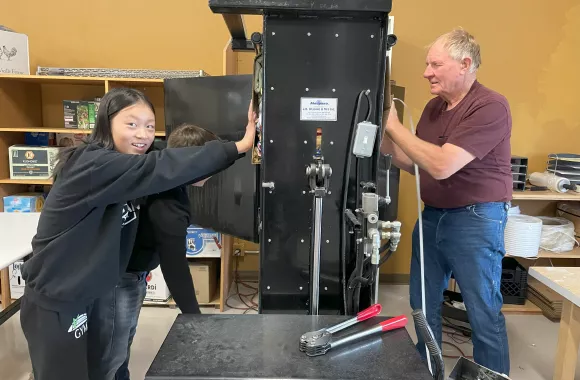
[341,90,367,314]
[346,229,362,314]
[364,89,372,122]
[355,158,361,210]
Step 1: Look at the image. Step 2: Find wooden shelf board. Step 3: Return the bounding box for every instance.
[0,127,92,134]
[108,78,164,87]
[507,246,580,260]
[0,74,164,86]
[512,190,580,201]
[155,131,166,136]
[0,74,105,85]
[501,300,542,315]
[0,178,53,185]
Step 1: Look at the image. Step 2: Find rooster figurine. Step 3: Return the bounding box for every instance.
[1,46,18,61]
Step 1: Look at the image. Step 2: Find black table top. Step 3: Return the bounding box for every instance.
[145,314,433,380]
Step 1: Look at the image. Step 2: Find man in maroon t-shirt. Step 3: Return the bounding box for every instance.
[381,29,511,375]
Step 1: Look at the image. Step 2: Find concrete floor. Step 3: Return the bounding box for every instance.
[0,284,577,380]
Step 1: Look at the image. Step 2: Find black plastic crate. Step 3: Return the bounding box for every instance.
[501,257,528,305]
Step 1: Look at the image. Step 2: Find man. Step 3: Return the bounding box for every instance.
[381,29,512,375]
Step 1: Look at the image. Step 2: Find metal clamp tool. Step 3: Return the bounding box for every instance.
[302,314,408,357]
[299,304,382,351]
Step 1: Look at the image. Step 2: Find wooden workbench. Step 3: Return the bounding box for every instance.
[529,267,580,380]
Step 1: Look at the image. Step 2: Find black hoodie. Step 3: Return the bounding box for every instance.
[21,140,239,312]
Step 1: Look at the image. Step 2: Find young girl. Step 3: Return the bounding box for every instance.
[110,125,222,380]
[19,88,255,380]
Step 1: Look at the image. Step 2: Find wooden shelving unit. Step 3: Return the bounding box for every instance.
[506,189,580,316]
[507,246,580,260]
[0,73,233,312]
[512,190,580,201]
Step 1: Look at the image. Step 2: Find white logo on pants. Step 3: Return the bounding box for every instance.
[68,313,88,339]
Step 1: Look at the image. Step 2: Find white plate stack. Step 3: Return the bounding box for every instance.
[504,215,543,258]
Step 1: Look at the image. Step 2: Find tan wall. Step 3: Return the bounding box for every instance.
[5,1,579,276]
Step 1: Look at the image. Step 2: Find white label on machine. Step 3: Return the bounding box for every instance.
[300,98,338,121]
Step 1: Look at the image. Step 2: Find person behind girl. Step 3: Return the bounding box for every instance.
[20,88,256,380]
[107,124,222,379]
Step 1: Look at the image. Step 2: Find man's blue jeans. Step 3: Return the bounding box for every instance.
[92,271,148,380]
[409,202,510,375]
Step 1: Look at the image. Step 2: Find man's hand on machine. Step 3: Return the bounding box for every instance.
[235,100,257,154]
[383,100,401,135]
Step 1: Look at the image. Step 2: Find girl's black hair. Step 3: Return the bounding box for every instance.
[53,87,155,178]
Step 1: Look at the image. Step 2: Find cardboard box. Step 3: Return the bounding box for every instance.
[64,100,100,129]
[189,260,218,304]
[3,193,44,212]
[9,145,60,179]
[185,225,222,258]
[25,132,55,146]
[145,266,171,302]
[88,102,96,129]
[9,260,25,299]
[56,133,85,147]
[0,29,30,75]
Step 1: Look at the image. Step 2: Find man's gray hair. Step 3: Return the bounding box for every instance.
[432,28,481,73]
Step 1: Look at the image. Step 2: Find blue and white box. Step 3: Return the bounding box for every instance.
[185,225,222,258]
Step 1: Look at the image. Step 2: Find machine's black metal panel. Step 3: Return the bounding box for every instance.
[145,314,433,380]
[163,75,258,242]
[209,0,392,16]
[259,16,389,314]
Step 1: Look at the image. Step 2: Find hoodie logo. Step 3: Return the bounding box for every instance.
[122,201,138,226]
[68,313,88,339]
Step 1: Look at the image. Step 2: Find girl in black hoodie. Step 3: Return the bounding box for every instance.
[20,88,255,380]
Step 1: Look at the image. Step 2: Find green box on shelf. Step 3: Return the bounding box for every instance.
[64,100,100,129]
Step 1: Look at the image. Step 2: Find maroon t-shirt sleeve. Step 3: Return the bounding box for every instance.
[446,101,510,160]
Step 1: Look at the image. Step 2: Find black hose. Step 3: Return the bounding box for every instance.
[346,228,362,314]
[412,309,445,380]
[352,225,366,313]
[352,229,365,313]
[379,249,394,267]
[341,90,367,314]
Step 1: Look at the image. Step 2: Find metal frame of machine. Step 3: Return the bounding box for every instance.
[206,0,401,316]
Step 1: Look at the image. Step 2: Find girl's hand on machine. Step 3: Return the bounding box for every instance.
[236,99,257,154]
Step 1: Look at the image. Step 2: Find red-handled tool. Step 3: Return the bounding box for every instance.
[380,315,408,331]
[357,304,382,321]
[303,315,408,357]
[299,304,382,352]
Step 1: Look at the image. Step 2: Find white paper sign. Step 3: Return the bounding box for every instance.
[300,98,338,121]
